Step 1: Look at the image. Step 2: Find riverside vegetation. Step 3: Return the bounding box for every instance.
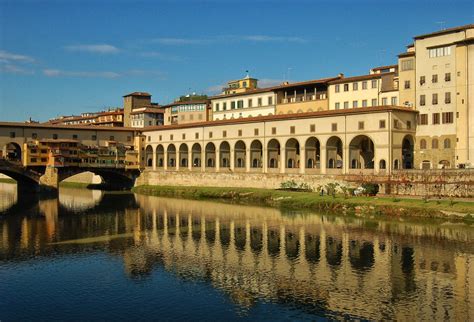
[132,182,474,222]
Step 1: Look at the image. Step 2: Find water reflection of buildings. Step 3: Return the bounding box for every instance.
[0,190,472,320]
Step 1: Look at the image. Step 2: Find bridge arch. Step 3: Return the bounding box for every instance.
[145,145,153,167]
[3,142,22,163]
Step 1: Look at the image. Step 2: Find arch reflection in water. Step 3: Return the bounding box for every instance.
[0,188,473,321]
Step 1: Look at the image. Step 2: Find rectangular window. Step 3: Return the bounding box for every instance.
[248,99,253,107]
[371,79,377,88]
[182,134,186,140]
[445,72,451,82]
[429,46,451,58]
[290,126,295,134]
[362,100,367,107]
[419,114,428,125]
[331,123,337,131]
[209,132,213,139]
[335,84,340,93]
[335,102,340,109]
[31,158,37,163]
[382,97,388,106]
[215,103,220,111]
[231,101,236,109]
[310,124,315,132]
[432,93,438,105]
[407,121,411,129]
[380,120,386,128]
[268,96,273,105]
[9,132,15,138]
[358,121,364,130]
[53,134,58,139]
[352,100,358,108]
[343,84,349,92]
[420,95,426,106]
[391,97,397,105]
[362,81,367,90]
[271,127,276,135]
[445,92,451,104]
[343,101,349,109]
[404,80,410,89]
[371,98,377,106]
[238,129,242,137]
[169,135,173,140]
[420,76,425,85]
[258,98,262,106]
[432,74,438,83]
[159,135,162,141]
[254,128,259,136]
[222,131,227,138]
[394,120,399,129]
[432,113,440,124]
[223,102,227,110]
[237,100,243,109]
[442,112,453,124]
[195,132,199,139]
[353,82,358,91]
[401,59,414,71]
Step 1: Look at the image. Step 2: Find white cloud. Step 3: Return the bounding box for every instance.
[149,35,308,45]
[138,51,183,61]
[0,64,35,75]
[0,50,35,63]
[64,44,120,54]
[43,69,120,78]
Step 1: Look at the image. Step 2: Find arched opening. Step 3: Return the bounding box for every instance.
[219,141,230,169]
[394,159,400,169]
[234,226,246,251]
[205,142,215,168]
[267,139,280,169]
[191,143,201,168]
[305,234,320,264]
[267,229,280,257]
[349,241,375,272]
[439,160,450,169]
[444,138,451,149]
[402,135,414,169]
[326,236,343,267]
[156,145,164,167]
[250,228,263,253]
[349,135,374,169]
[145,145,153,167]
[305,137,320,169]
[234,140,246,169]
[250,140,263,169]
[179,143,188,168]
[419,139,427,150]
[167,144,176,168]
[285,231,300,260]
[4,142,22,163]
[326,136,343,169]
[285,138,300,169]
[379,159,386,170]
[432,138,439,149]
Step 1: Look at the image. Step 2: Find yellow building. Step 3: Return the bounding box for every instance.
[222,74,258,95]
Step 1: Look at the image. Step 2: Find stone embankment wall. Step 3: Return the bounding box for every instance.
[135,169,474,198]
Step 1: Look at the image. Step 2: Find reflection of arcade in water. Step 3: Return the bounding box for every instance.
[0,191,472,321]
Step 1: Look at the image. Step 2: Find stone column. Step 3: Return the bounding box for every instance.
[299,146,305,174]
[175,152,180,171]
[263,144,268,174]
[245,148,251,173]
[201,149,205,172]
[216,148,220,172]
[280,147,286,174]
[320,145,327,174]
[39,166,59,192]
[152,146,157,170]
[343,145,350,175]
[230,148,235,171]
[188,150,192,171]
[163,150,168,171]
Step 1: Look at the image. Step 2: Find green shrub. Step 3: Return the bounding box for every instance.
[361,183,379,196]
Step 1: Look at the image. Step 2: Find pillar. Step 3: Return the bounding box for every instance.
[201,146,206,172]
[245,148,251,173]
[320,145,327,174]
[164,150,168,171]
[280,147,286,174]
[176,152,180,171]
[263,144,268,173]
[299,147,305,174]
[39,166,59,192]
[216,148,220,172]
[230,148,235,171]
[152,146,157,170]
[188,150,192,171]
[343,145,350,175]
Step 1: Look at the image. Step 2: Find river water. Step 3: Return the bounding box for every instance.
[0,182,473,321]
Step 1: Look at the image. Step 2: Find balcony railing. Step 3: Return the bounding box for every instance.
[280,92,327,104]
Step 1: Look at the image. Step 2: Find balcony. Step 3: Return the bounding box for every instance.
[280,92,327,104]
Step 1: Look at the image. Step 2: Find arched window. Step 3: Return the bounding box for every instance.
[379,159,386,169]
[394,159,400,169]
[444,139,451,149]
[432,138,438,149]
[420,139,427,149]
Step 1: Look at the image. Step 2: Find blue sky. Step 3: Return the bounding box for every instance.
[0,0,472,122]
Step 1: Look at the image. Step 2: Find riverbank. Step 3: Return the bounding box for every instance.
[132,185,474,221]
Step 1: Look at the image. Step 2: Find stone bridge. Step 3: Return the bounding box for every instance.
[0,159,140,192]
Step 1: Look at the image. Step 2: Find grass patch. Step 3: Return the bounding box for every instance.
[132,185,474,220]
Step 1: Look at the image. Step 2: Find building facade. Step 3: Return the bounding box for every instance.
[162,100,209,125]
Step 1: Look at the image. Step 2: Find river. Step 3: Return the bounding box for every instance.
[0,182,473,321]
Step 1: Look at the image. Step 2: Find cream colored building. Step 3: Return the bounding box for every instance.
[211,88,277,121]
[142,106,416,175]
[162,100,209,125]
[328,67,399,111]
[222,74,258,95]
[405,24,474,169]
[123,92,152,127]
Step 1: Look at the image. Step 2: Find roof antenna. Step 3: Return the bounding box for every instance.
[436,21,446,30]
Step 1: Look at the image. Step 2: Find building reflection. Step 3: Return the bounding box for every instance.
[0,189,472,320]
